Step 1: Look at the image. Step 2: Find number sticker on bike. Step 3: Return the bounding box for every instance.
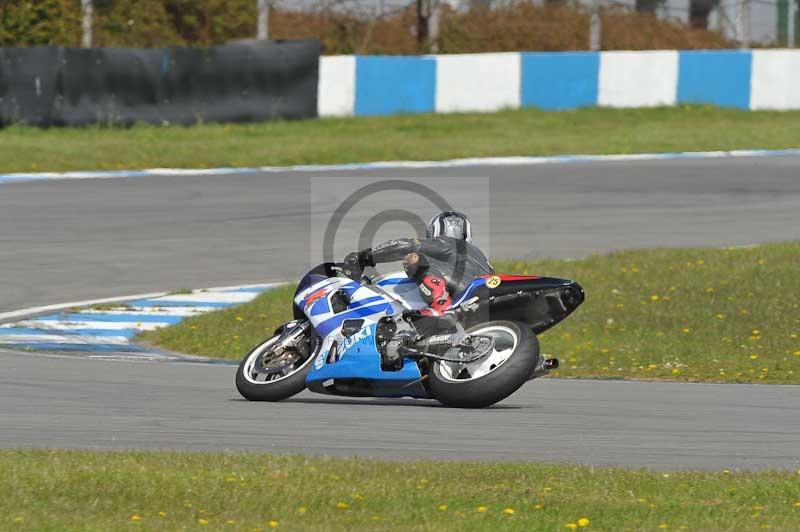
[485,275,502,289]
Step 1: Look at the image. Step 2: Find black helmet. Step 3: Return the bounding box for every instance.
[427,211,472,242]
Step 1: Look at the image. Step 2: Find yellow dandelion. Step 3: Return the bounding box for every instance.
[158,511,167,517]
[544,486,553,492]
[672,368,681,375]
[353,494,365,501]
[13,517,23,524]
[650,295,660,301]
[648,364,658,369]
[681,328,691,334]
[226,520,236,525]
[716,314,725,319]
[477,506,488,513]
[578,517,590,527]
[750,355,759,360]
[198,518,209,525]
[235,316,243,321]
[793,350,800,357]
[534,504,543,510]
[438,504,448,511]
[336,502,349,510]
[705,287,714,293]
[566,523,578,530]
[371,515,381,521]
[637,498,647,503]
[794,501,800,508]
[268,521,279,529]
[130,515,143,522]
[503,508,515,516]
[297,507,307,514]
[752,329,761,336]
[658,525,669,529]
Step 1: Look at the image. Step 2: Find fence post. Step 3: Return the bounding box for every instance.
[737,0,751,47]
[790,0,797,46]
[589,0,602,51]
[429,0,441,53]
[81,0,93,48]
[257,0,270,40]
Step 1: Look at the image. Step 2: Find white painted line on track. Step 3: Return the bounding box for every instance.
[76,307,220,316]
[154,292,258,304]
[0,292,168,323]
[2,149,800,184]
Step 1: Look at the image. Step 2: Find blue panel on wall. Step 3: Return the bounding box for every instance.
[521,52,599,110]
[677,50,752,109]
[355,56,436,116]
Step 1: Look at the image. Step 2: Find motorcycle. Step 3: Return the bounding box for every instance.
[236,262,584,408]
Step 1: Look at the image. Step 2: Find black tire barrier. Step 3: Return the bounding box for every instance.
[0,39,319,127]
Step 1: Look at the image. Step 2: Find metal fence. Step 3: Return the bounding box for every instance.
[55,0,800,51]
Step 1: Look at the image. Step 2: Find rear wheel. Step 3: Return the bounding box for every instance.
[428,320,540,408]
[235,323,317,402]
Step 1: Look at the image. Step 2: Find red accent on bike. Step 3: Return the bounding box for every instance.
[481,274,542,281]
[303,287,330,308]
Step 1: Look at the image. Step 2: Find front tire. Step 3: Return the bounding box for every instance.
[428,320,540,408]
[235,327,316,402]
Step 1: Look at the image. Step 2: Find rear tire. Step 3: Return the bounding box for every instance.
[235,328,316,402]
[428,320,540,408]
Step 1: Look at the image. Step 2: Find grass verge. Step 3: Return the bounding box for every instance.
[139,243,800,384]
[2,450,799,531]
[2,106,800,173]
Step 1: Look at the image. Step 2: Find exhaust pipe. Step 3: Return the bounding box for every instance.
[529,356,559,380]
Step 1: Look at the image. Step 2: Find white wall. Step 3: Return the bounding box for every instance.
[598,50,679,107]
[435,53,521,113]
[750,50,800,110]
[317,55,355,117]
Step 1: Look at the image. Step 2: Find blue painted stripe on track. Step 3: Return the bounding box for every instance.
[0,327,136,338]
[129,299,233,308]
[4,149,800,185]
[35,313,183,324]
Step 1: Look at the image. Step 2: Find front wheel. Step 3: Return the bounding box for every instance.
[235,323,316,402]
[428,320,540,408]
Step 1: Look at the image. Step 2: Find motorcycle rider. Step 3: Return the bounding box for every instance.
[342,211,494,317]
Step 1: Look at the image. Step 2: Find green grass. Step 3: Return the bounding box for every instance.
[2,106,800,173]
[1,450,798,531]
[139,243,800,384]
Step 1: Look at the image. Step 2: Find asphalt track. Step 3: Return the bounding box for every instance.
[2,155,800,470]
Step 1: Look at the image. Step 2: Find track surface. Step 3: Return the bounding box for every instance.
[2,156,800,469]
[2,349,798,470]
[3,156,800,312]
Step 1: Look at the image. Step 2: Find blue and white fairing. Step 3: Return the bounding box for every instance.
[293,271,429,397]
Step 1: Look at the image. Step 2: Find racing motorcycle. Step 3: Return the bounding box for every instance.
[236,263,584,408]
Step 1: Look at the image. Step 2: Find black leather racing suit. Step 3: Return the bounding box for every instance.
[370,236,495,312]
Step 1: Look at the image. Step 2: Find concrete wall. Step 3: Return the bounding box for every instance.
[318,49,800,117]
